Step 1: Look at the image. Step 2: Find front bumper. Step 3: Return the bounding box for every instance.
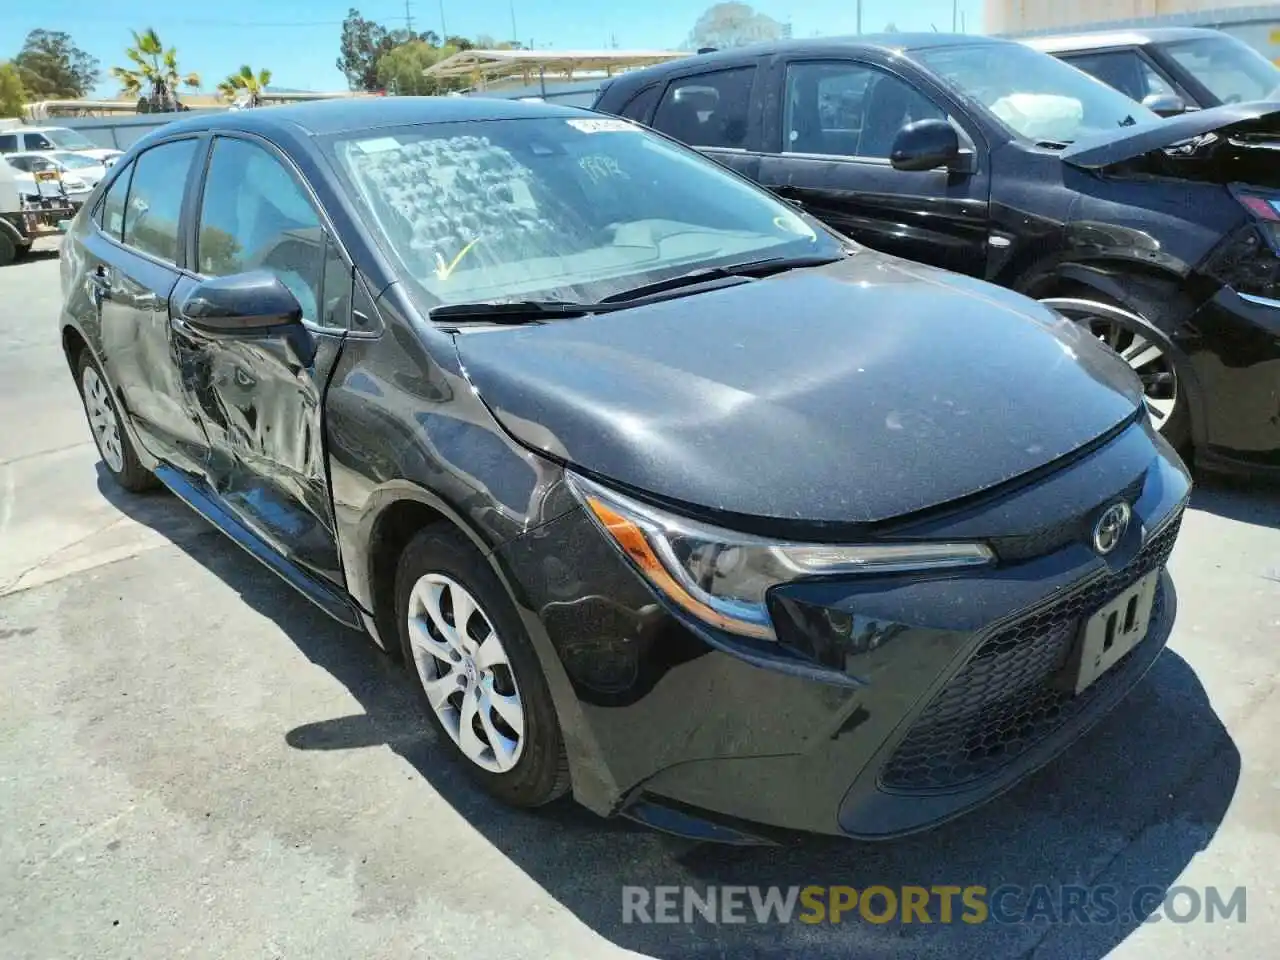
[495,420,1191,838]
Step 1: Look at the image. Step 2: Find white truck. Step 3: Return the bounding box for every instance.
[0,154,77,266]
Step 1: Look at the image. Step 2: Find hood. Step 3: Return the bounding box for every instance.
[1062,100,1280,169]
[454,252,1145,529]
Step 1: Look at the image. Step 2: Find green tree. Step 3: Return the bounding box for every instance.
[337,8,445,91]
[686,2,784,50]
[217,65,272,106]
[376,41,470,96]
[13,29,100,99]
[110,29,201,112]
[0,62,27,118]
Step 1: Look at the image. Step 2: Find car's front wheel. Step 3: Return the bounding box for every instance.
[1039,294,1192,452]
[395,526,570,808]
[76,351,158,492]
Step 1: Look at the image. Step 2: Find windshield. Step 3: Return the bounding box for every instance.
[329,116,840,307]
[45,128,98,151]
[1161,35,1280,105]
[915,42,1162,143]
[49,152,99,169]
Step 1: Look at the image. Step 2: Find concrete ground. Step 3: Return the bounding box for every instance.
[2,241,1279,959]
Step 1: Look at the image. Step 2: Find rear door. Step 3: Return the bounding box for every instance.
[169,133,351,586]
[82,137,211,475]
[756,57,992,277]
[647,63,766,181]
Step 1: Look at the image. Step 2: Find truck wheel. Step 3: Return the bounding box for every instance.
[0,231,16,267]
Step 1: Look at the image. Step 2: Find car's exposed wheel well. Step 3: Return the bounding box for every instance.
[368,499,451,662]
[62,326,89,381]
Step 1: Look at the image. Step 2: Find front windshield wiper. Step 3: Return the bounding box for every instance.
[596,252,848,305]
[430,300,599,324]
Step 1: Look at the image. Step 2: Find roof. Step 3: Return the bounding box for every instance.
[425,48,688,82]
[142,95,590,139]
[1023,26,1224,53]
[603,34,1007,89]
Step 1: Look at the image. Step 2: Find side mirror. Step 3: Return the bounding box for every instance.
[890,119,963,172]
[1141,93,1186,117]
[179,270,304,335]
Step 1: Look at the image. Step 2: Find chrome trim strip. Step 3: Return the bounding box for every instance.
[1238,291,1280,310]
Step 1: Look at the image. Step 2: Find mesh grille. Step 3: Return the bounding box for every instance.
[879,510,1183,793]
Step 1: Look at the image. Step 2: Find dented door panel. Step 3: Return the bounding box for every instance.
[170,273,347,585]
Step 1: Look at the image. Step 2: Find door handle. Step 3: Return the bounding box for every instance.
[87,265,110,303]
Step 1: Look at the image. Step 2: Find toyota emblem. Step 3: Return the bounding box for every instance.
[1092,502,1131,555]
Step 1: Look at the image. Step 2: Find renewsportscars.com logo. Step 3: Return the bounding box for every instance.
[621,885,1247,926]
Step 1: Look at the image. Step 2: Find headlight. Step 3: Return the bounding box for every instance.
[567,473,994,641]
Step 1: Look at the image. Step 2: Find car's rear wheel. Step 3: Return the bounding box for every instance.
[1039,295,1192,452]
[395,526,570,808]
[76,351,158,492]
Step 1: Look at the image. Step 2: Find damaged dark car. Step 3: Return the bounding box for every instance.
[59,98,1190,842]
[595,34,1280,477]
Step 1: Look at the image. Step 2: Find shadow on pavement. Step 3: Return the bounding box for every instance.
[99,476,1243,960]
[1191,474,1280,530]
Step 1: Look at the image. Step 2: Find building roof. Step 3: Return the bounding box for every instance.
[424,48,689,82]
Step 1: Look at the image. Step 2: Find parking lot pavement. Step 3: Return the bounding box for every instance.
[1,248,1278,959]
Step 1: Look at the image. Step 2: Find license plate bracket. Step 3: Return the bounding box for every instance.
[1065,570,1160,694]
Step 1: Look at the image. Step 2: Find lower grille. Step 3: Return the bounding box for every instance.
[879,510,1183,793]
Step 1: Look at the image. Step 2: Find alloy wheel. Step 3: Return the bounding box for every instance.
[81,365,125,473]
[1040,297,1179,431]
[406,573,526,773]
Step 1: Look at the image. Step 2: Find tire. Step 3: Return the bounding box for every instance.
[395,525,570,808]
[1039,286,1193,454]
[75,349,159,492]
[0,230,15,267]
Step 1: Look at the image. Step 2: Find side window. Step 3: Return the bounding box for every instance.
[121,139,198,263]
[0,134,17,153]
[24,133,54,151]
[97,162,134,239]
[652,68,756,149]
[784,61,945,160]
[197,136,327,324]
[1061,51,1173,102]
[618,84,662,125]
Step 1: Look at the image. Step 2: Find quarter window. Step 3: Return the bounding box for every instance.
[121,139,198,263]
[618,84,662,125]
[0,134,17,153]
[97,162,133,239]
[196,136,330,325]
[784,61,945,159]
[652,68,756,148]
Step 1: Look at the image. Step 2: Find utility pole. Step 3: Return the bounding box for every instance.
[856,0,862,35]
[952,0,958,32]
[438,0,448,41]
[509,0,519,45]
[405,0,414,33]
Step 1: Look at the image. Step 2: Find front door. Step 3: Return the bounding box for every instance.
[170,134,352,586]
[85,137,210,475]
[757,58,991,277]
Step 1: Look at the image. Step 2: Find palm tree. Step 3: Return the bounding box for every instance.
[110,28,201,113]
[217,65,272,108]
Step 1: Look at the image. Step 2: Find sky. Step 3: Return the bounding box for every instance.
[2,0,984,96]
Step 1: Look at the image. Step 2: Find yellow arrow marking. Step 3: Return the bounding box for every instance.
[434,237,480,281]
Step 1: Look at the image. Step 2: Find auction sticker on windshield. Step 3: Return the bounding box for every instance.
[566,118,637,134]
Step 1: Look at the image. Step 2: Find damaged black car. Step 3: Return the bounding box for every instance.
[595,34,1280,477]
[59,98,1190,841]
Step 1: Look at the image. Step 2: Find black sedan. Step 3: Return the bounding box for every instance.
[58,97,1189,841]
[594,34,1280,479]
